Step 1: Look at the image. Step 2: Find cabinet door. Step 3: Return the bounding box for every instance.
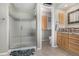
[61,36,65,49]
[69,34,79,54]
[61,33,69,50]
[65,37,69,50]
[62,36,69,50]
[57,33,69,50]
[57,33,62,48]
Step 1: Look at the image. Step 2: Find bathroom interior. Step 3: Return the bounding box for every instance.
[1,3,79,56]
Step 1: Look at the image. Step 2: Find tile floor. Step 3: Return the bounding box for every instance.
[2,41,78,56]
[34,41,78,56]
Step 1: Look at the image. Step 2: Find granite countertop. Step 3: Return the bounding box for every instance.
[60,32,79,35]
[58,28,79,35]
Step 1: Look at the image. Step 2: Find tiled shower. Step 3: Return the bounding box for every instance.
[9,3,37,49]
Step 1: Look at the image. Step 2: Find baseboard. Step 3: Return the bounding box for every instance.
[0,51,10,56]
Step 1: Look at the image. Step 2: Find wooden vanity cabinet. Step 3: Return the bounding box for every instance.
[57,32,79,54]
[69,34,79,54]
[57,32,69,51]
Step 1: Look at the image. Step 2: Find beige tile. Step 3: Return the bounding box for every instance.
[34,41,77,56]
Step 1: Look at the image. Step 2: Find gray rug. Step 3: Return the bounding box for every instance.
[10,48,35,56]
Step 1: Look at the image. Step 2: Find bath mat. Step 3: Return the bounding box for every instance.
[10,48,35,56]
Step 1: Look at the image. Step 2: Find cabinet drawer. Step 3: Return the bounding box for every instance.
[69,38,79,45]
[69,42,79,54]
[57,36,62,47]
[69,34,79,40]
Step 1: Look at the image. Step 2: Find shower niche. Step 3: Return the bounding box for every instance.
[9,3,37,49]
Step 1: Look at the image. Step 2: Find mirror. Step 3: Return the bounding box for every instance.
[68,9,79,24]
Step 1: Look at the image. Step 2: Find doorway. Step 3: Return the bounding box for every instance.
[41,3,52,48]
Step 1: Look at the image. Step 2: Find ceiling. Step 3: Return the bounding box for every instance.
[9,3,36,20]
[55,3,77,11]
[41,3,52,16]
[13,3,36,12]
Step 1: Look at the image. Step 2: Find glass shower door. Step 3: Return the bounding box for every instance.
[20,20,36,48]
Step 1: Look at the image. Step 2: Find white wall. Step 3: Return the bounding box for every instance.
[0,4,9,53]
[42,30,51,41]
[50,4,57,47]
[37,4,42,49]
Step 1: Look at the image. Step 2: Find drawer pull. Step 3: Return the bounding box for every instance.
[69,37,79,40]
[70,41,79,46]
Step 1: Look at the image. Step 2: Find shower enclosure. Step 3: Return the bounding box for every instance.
[9,3,37,49]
